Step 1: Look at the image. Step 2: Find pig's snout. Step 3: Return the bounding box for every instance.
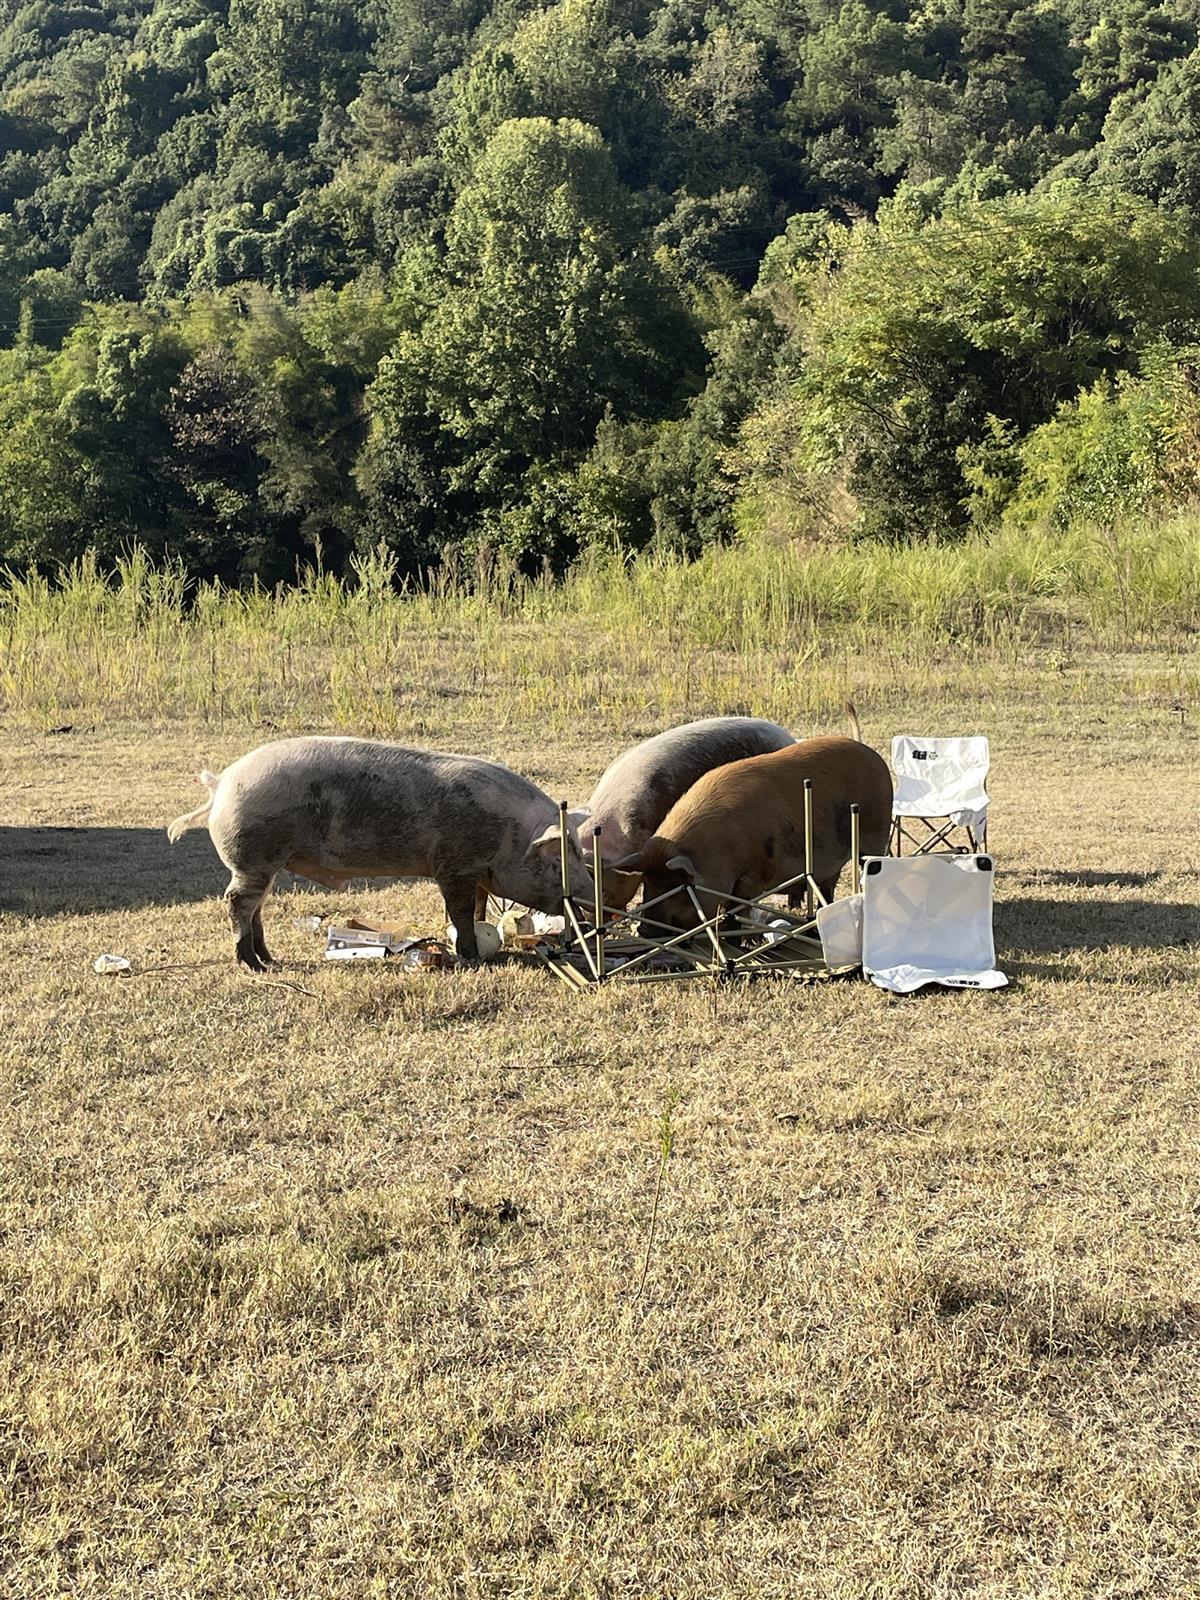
[636,857,708,938]
[523,818,594,911]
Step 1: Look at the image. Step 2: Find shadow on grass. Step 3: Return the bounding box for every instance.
[0,826,424,919]
[0,825,226,916]
[1008,868,1166,890]
[996,893,1197,954]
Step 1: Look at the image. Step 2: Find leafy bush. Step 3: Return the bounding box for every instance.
[732,188,1200,539]
[1001,349,1200,527]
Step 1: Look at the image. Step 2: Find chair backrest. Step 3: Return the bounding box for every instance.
[861,854,996,976]
[890,735,990,816]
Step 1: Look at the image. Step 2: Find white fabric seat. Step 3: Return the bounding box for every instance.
[817,853,1007,992]
[861,853,1006,992]
[890,735,990,854]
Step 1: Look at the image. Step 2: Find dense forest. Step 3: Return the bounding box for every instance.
[3,0,1200,582]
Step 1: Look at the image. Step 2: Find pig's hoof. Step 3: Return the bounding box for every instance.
[237,941,268,973]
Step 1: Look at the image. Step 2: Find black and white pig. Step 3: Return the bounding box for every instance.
[166,737,593,969]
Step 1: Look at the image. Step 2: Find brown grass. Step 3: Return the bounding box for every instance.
[1,629,1198,1598]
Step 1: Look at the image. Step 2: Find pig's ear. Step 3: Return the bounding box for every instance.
[610,849,645,872]
[665,853,697,882]
[524,824,562,860]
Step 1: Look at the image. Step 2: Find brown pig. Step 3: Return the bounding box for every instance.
[612,731,892,934]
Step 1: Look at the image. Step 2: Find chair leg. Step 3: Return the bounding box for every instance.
[897,817,963,856]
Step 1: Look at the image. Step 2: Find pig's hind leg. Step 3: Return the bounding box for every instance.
[250,905,274,966]
[225,870,277,971]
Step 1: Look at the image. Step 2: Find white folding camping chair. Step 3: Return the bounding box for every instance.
[890,736,990,856]
[816,853,1007,993]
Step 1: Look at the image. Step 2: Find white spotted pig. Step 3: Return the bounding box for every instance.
[167,737,593,969]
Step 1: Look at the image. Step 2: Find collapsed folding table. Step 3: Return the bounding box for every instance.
[537,785,857,989]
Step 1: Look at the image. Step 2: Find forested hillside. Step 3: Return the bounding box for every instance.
[3,0,1200,581]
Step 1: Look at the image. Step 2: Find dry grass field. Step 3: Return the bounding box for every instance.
[1,571,1198,1596]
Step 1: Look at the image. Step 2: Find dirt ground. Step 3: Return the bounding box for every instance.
[1,658,1197,1599]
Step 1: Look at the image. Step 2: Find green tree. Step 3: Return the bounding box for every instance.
[161,343,270,573]
[786,1,915,211]
[364,117,701,564]
[1093,49,1200,216]
[740,188,1200,538]
[1071,0,1194,138]
[0,349,90,564]
[0,307,190,565]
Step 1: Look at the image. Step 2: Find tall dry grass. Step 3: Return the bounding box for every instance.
[1,517,1196,732]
